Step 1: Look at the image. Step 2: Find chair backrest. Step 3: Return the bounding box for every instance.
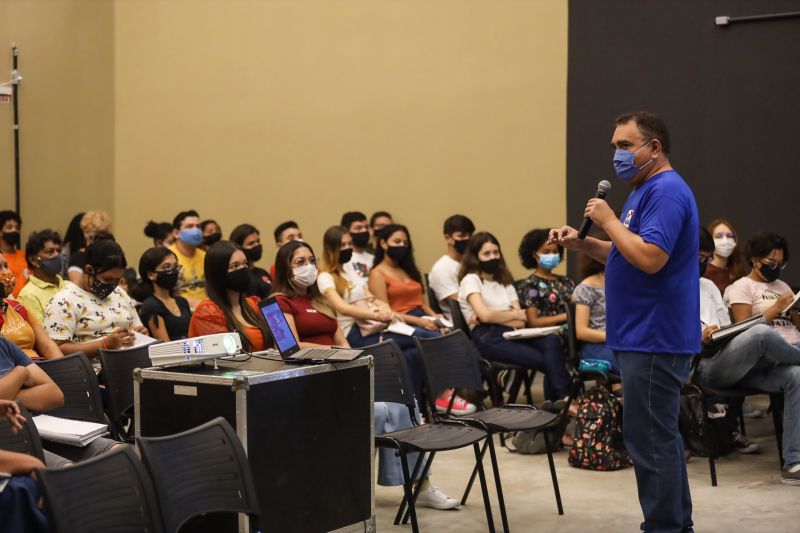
[137,417,260,533]
[36,446,163,533]
[415,330,483,410]
[35,352,105,423]
[0,404,45,462]
[361,339,416,408]
[423,273,444,315]
[447,299,471,338]
[99,345,153,438]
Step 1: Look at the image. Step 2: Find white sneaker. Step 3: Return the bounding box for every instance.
[415,484,460,510]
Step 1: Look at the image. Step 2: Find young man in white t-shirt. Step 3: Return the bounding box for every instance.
[428,215,475,321]
[340,211,374,283]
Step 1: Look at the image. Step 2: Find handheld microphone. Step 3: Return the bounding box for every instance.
[578,180,612,239]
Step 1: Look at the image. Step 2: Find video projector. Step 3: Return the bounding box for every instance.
[148,332,242,367]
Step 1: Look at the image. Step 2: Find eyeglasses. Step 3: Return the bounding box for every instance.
[228,260,250,272]
[761,258,787,270]
[292,257,317,268]
[156,264,183,274]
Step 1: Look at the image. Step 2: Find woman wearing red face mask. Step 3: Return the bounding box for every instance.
[0,254,63,359]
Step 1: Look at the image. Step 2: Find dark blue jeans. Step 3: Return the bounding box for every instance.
[616,351,693,533]
[471,324,570,400]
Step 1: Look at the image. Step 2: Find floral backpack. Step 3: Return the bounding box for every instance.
[568,385,632,471]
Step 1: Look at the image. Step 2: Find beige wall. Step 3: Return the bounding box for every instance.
[0,0,114,237]
[2,0,567,279]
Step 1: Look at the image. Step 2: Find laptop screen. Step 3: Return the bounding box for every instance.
[259,299,299,354]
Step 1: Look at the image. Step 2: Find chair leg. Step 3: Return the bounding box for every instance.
[708,455,717,487]
[543,429,564,515]
[402,453,436,525]
[473,442,496,533]
[395,452,426,525]
[398,451,420,533]
[486,436,510,533]
[507,371,524,404]
[523,371,535,406]
[770,393,785,468]
[461,439,489,505]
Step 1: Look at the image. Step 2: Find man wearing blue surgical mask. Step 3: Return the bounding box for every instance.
[169,209,207,308]
[551,112,700,533]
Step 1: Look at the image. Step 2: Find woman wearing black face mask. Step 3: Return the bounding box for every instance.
[43,239,147,358]
[458,232,571,402]
[135,247,192,342]
[200,219,222,251]
[188,241,271,351]
[0,210,27,297]
[229,224,271,298]
[727,232,800,343]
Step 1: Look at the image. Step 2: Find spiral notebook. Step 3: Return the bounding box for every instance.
[708,314,766,348]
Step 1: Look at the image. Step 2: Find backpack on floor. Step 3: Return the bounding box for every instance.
[678,384,734,458]
[568,385,632,471]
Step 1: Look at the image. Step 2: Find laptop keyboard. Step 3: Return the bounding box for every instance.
[295,349,339,360]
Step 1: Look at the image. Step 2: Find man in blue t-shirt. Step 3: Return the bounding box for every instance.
[552,111,699,533]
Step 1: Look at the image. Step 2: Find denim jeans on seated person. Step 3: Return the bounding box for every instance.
[580,341,619,374]
[43,437,123,466]
[698,324,800,466]
[616,351,693,533]
[375,401,427,486]
[470,323,570,401]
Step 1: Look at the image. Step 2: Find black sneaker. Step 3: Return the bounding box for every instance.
[731,432,759,454]
[781,463,800,486]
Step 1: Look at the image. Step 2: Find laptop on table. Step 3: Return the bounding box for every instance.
[258,296,362,364]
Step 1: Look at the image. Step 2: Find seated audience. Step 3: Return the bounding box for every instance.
[1,253,63,359]
[188,241,271,351]
[705,217,745,295]
[45,238,147,358]
[697,229,800,483]
[17,230,69,323]
[136,247,192,341]
[458,232,570,401]
[269,220,303,280]
[341,211,375,280]
[271,240,348,347]
[428,214,475,320]
[143,220,175,248]
[169,209,207,307]
[573,231,617,373]
[369,210,393,251]
[200,219,222,250]
[516,228,575,327]
[67,210,112,284]
[60,212,86,278]
[0,210,27,297]
[230,224,272,298]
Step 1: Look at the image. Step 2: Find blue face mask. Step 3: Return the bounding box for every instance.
[538,253,561,270]
[179,227,203,247]
[613,139,655,181]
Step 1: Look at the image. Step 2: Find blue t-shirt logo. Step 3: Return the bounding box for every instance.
[623,210,635,228]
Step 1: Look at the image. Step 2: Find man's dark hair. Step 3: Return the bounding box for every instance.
[518,228,563,270]
[369,211,392,228]
[443,214,475,236]
[340,211,368,231]
[744,232,790,264]
[25,229,62,263]
[615,111,671,154]
[699,226,715,254]
[0,210,21,228]
[273,220,298,243]
[172,210,199,229]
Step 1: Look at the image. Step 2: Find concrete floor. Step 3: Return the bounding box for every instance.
[375,395,796,532]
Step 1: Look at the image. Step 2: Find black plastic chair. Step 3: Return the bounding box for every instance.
[35,352,106,423]
[99,344,155,441]
[423,273,444,315]
[363,339,497,533]
[35,446,163,533]
[415,331,564,531]
[0,404,45,462]
[137,417,260,533]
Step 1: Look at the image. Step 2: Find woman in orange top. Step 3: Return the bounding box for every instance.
[0,253,63,359]
[188,241,271,351]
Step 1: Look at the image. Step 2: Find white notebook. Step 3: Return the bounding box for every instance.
[502,326,561,340]
[33,414,109,447]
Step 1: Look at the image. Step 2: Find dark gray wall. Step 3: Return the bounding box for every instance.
[567,0,800,286]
